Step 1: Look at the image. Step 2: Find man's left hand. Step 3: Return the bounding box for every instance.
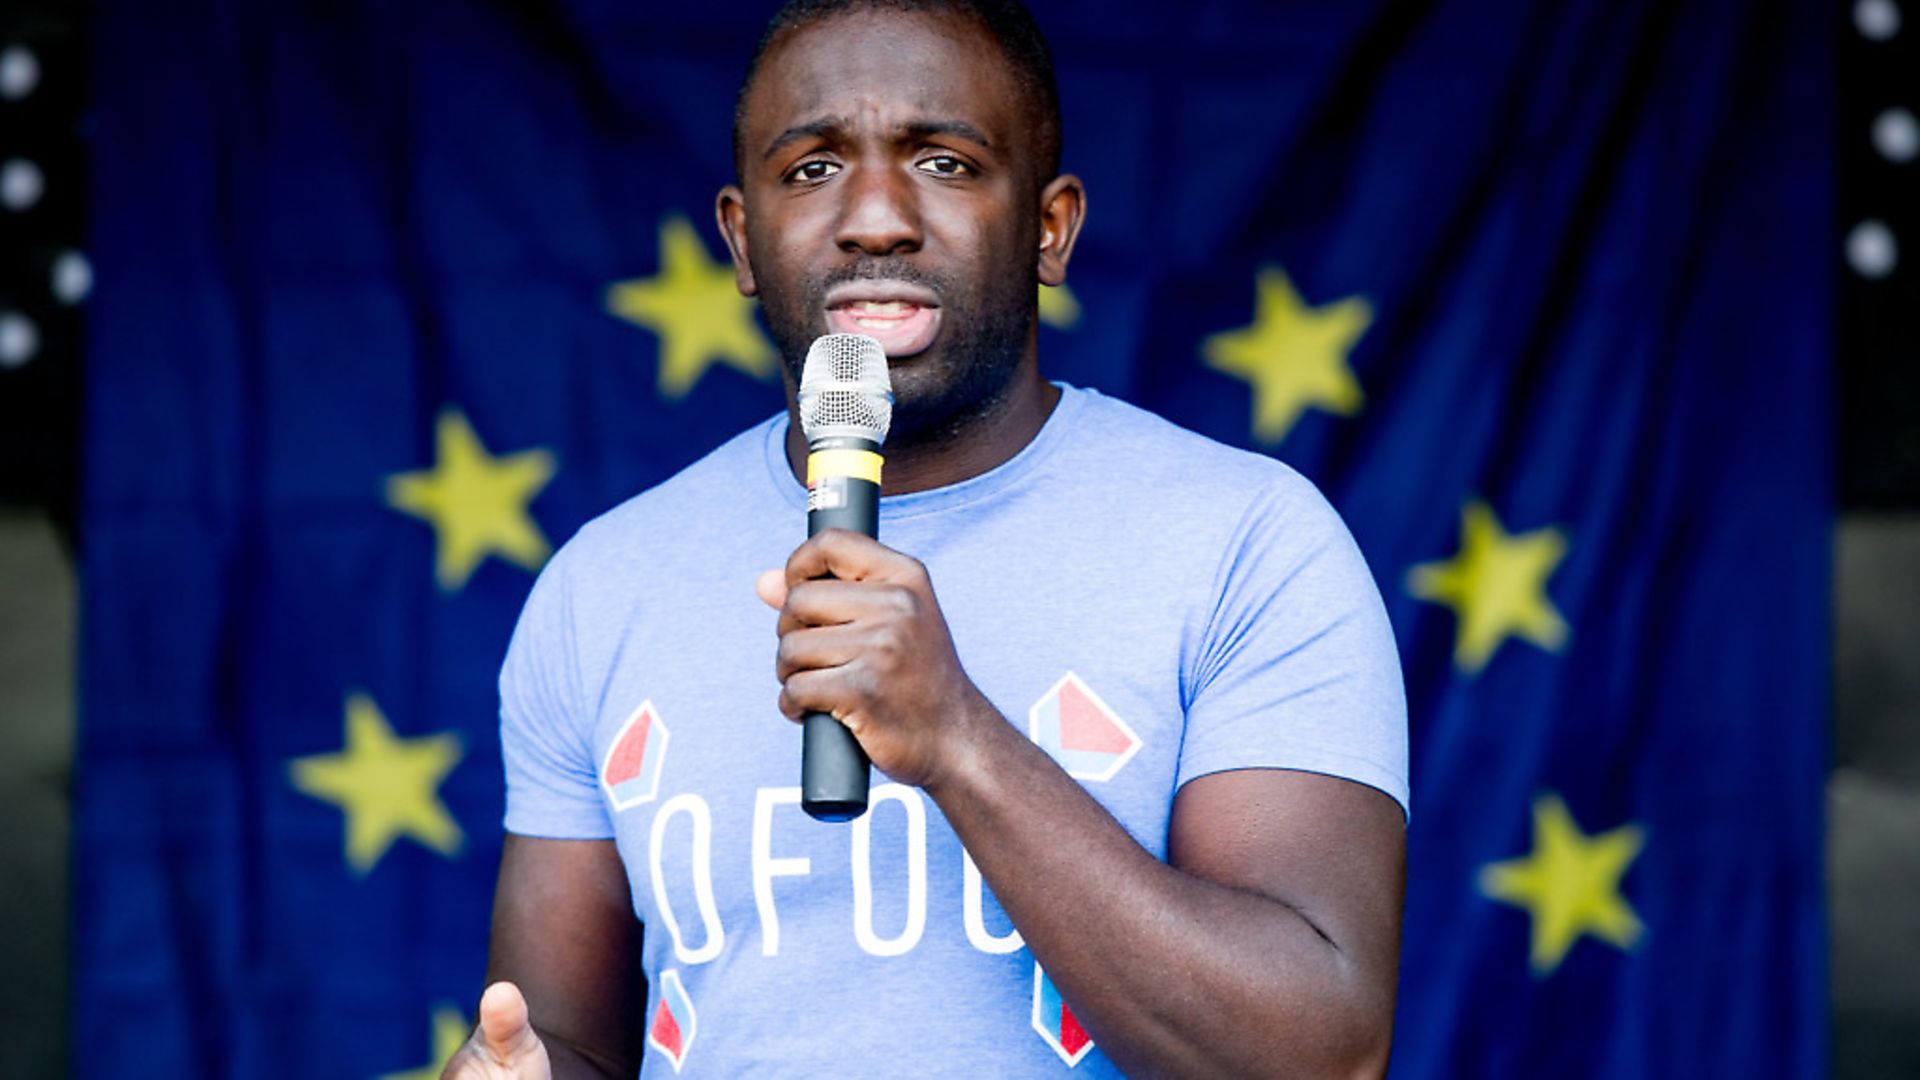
[756,528,996,790]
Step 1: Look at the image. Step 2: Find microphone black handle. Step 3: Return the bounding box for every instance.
[800,437,882,822]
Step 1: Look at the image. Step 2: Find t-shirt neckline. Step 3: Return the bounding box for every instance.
[762,382,1089,520]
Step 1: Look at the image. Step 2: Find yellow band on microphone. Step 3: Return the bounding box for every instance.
[807,448,883,485]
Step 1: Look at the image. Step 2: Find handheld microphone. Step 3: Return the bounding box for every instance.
[796,333,892,822]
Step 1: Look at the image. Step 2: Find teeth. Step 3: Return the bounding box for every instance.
[848,301,911,315]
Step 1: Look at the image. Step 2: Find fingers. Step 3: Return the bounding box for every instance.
[477,981,543,1063]
[757,531,914,613]
[777,665,879,725]
[441,982,551,1079]
[783,528,921,589]
[755,568,787,610]
[772,623,873,720]
[775,577,921,637]
[774,620,865,682]
[762,532,945,735]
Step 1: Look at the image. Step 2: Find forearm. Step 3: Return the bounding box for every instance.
[478,836,647,1080]
[925,702,1393,1078]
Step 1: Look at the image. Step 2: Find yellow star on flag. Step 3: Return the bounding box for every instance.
[1407,499,1570,674]
[289,693,464,875]
[1201,266,1372,445]
[379,1004,471,1080]
[1479,792,1646,975]
[608,214,778,398]
[386,409,555,592]
[1039,281,1081,329]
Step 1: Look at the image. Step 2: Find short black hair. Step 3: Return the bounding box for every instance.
[732,0,1062,184]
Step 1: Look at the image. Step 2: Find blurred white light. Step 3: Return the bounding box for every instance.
[1847,219,1899,279]
[1,158,44,211]
[1872,107,1919,163]
[0,44,37,100]
[0,311,38,369]
[52,250,92,305]
[1855,0,1903,39]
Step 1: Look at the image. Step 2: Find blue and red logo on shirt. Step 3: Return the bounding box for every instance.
[1028,672,1142,782]
[600,699,670,812]
[647,968,697,1072]
[1032,963,1096,1066]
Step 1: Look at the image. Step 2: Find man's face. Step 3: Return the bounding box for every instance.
[724,9,1046,446]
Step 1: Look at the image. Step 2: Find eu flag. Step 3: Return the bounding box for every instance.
[77,1,1829,1075]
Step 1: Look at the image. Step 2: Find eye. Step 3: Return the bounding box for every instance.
[917,155,972,177]
[787,159,841,183]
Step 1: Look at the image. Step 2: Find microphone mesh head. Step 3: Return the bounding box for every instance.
[798,333,892,444]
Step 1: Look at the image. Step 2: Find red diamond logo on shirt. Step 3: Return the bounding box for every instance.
[1028,673,1142,782]
[647,968,696,1073]
[1032,963,1096,1066]
[601,699,670,812]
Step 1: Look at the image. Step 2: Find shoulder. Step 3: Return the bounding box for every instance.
[503,412,785,688]
[1054,387,1345,542]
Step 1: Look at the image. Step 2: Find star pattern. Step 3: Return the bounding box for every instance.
[607,214,777,398]
[379,1005,471,1080]
[1479,793,1646,975]
[289,693,464,875]
[1201,266,1372,445]
[1039,282,1081,329]
[1407,499,1570,674]
[385,408,555,592]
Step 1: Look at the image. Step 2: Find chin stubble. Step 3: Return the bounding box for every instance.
[760,259,1036,451]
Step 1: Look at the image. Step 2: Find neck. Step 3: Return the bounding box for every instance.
[784,365,1060,496]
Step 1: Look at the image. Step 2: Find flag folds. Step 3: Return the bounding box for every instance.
[77,1,1828,1076]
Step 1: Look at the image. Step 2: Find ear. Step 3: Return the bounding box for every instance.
[715,184,758,296]
[1036,173,1087,287]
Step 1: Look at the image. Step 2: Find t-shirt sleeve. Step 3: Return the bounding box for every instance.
[1178,477,1410,817]
[498,540,616,839]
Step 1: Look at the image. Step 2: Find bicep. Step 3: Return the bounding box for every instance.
[1169,768,1405,1004]
[488,834,647,1074]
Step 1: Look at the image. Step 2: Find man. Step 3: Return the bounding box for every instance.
[446,1,1408,1076]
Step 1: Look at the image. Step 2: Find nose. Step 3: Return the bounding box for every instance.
[834,162,922,256]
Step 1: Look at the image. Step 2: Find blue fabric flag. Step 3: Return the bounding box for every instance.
[76,0,1830,1076]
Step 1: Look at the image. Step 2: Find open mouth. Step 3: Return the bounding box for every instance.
[824,283,943,358]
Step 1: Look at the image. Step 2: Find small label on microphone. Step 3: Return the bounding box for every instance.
[808,478,847,512]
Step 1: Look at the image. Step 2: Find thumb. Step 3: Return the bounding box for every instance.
[476,981,543,1063]
[755,568,788,610]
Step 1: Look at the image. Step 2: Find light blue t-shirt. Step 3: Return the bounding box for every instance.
[500,385,1407,1077]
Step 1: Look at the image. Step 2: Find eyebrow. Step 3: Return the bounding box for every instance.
[761,117,995,161]
[763,117,844,161]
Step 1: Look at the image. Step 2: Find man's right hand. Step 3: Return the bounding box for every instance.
[440,982,552,1079]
